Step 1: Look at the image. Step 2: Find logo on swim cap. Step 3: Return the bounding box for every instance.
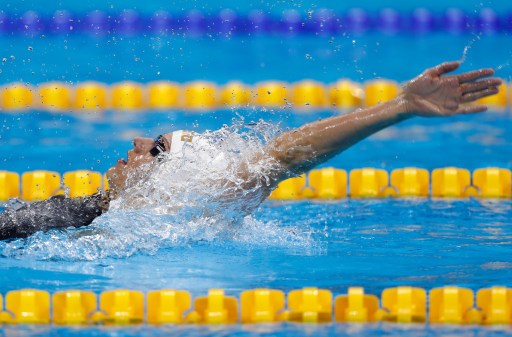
[170,130,195,155]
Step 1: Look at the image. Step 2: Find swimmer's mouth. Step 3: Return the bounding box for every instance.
[117,158,127,165]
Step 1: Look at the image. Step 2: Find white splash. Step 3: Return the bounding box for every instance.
[0,121,317,260]
[460,37,477,64]
[111,121,283,216]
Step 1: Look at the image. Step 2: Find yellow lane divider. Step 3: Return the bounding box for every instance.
[269,167,512,200]
[0,167,511,202]
[0,80,508,112]
[0,286,511,325]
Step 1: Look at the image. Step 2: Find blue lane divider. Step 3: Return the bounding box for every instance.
[0,8,510,36]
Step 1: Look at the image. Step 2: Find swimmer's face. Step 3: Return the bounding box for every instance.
[106,133,173,194]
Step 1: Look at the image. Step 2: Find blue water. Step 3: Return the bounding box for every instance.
[2,323,512,337]
[1,110,511,174]
[1,0,512,336]
[2,198,512,292]
[1,34,511,85]
[1,199,512,336]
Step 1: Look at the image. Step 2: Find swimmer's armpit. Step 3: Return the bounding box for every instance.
[0,193,108,240]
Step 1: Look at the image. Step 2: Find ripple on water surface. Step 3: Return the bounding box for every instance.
[0,198,510,295]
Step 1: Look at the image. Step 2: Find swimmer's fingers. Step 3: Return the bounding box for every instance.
[461,78,502,94]
[426,61,461,77]
[455,104,488,115]
[456,68,495,83]
[461,87,500,103]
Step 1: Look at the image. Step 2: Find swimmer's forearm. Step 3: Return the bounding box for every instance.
[269,94,412,170]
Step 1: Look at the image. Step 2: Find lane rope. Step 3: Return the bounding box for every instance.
[0,80,508,112]
[1,8,510,36]
[1,167,510,201]
[0,286,510,325]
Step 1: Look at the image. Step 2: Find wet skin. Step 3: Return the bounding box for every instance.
[106,133,172,194]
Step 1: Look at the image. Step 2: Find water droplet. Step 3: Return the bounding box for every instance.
[495,61,510,71]
[460,34,481,64]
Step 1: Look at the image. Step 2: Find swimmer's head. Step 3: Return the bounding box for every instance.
[106,133,173,195]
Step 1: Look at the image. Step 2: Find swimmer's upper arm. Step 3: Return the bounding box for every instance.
[265,130,317,171]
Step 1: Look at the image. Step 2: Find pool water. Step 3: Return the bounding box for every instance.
[1,112,512,336]
[1,0,512,336]
[1,196,512,336]
[2,197,512,292]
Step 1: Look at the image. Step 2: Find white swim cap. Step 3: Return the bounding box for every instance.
[169,130,196,155]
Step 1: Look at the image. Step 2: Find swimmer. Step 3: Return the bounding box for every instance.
[0,61,502,240]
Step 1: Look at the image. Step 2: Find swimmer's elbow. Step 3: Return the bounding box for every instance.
[268,131,322,169]
[268,142,316,171]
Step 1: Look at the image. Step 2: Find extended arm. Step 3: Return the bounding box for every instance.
[266,62,501,177]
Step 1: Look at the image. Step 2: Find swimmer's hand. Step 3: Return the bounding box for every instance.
[403,61,502,117]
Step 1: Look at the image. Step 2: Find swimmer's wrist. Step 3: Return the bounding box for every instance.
[396,93,419,118]
[393,93,415,119]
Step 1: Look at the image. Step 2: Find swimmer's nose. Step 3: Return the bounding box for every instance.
[133,137,154,154]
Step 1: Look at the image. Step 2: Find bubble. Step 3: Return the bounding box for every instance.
[27,46,33,51]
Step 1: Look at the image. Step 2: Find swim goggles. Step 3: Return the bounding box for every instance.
[149,135,167,160]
